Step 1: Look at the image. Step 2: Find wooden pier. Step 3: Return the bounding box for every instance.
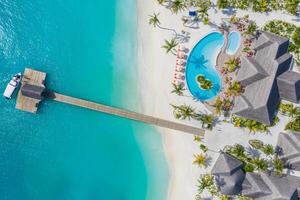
[16,68,205,136]
[16,68,46,113]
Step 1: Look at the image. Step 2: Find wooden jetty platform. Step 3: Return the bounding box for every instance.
[16,68,46,113]
[46,92,204,136]
[16,68,205,136]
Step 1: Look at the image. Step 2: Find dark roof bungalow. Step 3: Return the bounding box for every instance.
[212,152,300,200]
[211,153,245,195]
[277,132,300,171]
[232,31,300,125]
[21,84,45,100]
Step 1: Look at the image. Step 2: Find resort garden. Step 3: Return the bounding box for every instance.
[216,0,300,15]
[150,2,300,199]
[263,20,300,65]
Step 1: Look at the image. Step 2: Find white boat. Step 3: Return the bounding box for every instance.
[3,73,22,99]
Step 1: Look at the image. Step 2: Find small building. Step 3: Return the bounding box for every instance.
[211,152,245,195]
[277,71,300,103]
[242,172,300,200]
[233,31,300,125]
[277,132,300,171]
[212,152,300,199]
[21,84,45,100]
[16,68,47,113]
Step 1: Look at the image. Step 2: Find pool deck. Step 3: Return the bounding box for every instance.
[16,68,46,113]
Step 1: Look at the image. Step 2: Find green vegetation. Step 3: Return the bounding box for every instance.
[171,104,216,129]
[216,0,300,15]
[162,38,178,54]
[197,174,219,197]
[231,115,279,133]
[171,83,186,96]
[263,20,300,65]
[223,57,241,73]
[193,153,208,168]
[171,104,197,120]
[212,97,233,116]
[196,75,213,90]
[225,141,284,175]
[279,102,300,132]
[226,81,244,97]
[148,12,160,27]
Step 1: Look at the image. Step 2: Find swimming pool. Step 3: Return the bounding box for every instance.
[186,32,224,101]
[226,31,241,55]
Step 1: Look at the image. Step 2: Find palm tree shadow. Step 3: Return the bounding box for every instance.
[205,156,213,168]
[292,18,300,22]
[246,147,261,158]
[222,8,237,16]
[189,55,209,67]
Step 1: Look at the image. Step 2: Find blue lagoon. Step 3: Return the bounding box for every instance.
[0,1,168,200]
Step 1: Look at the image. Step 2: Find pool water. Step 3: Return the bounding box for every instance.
[186,32,224,101]
[226,31,241,55]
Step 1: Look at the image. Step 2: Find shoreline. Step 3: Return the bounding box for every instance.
[136,1,300,199]
[136,1,209,199]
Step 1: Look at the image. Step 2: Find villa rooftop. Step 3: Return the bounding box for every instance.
[212,152,300,200]
[233,31,300,125]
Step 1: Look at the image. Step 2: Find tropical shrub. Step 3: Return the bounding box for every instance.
[225,142,284,175]
[197,75,213,90]
[263,20,300,65]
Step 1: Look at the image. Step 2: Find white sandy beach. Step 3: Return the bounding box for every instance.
[136,1,300,199]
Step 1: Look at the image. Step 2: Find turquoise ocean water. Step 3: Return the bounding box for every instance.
[0,1,168,199]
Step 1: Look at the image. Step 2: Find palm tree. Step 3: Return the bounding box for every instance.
[285,118,300,132]
[197,174,215,193]
[273,156,284,176]
[171,0,187,14]
[222,98,233,113]
[213,97,223,116]
[171,83,185,96]
[148,13,161,27]
[245,22,258,37]
[252,157,268,172]
[226,144,246,159]
[171,104,196,120]
[226,81,243,96]
[261,144,275,156]
[149,12,178,34]
[249,139,264,150]
[225,57,240,72]
[289,106,300,118]
[279,102,294,116]
[162,38,178,55]
[193,153,207,168]
[156,0,167,5]
[198,114,214,130]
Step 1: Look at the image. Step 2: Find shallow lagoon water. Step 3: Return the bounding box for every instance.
[0,1,168,200]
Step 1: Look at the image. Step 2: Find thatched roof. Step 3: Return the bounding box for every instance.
[277,71,300,103]
[233,31,293,125]
[242,173,300,200]
[277,132,300,171]
[212,153,245,195]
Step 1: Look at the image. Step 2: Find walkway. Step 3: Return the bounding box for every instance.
[45,91,205,136]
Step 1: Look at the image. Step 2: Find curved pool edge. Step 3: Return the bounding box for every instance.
[226,31,241,55]
[185,31,225,101]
